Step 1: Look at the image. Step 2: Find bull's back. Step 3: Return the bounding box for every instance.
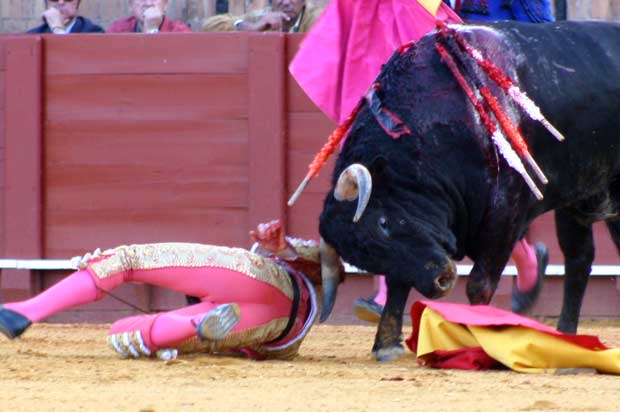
[488,22,620,203]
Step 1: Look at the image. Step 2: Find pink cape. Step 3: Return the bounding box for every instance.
[406,301,608,370]
[408,300,607,349]
[289,0,462,124]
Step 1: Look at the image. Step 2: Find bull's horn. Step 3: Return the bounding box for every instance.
[334,164,372,222]
[319,237,342,322]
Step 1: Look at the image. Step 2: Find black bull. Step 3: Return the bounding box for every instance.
[317,21,620,361]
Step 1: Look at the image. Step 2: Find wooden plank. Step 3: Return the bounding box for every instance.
[45,208,249,258]
[288,150,335,193]
[45,118,248,146]
[248,34,287,230]
[287,111,337,238]
[287,73,327,113]
[286,35,328,114]
[44,33,249,75]
[288,191,324,240]
[45,118,249,172]
[287,112,336,150]
[45,119,249,211]
[0,38,6,70]
[0,146,5,257]
[45,73,248,122]
[529,212,620,266]
[286,33,303,62]
[286,109,337,215]
[3,36,42,300]
[5,37,43,245]
[46,164,248,208]
[0,47,4,258]
[0,50,7,259]
[0,71,5,112]
[286,34,326,113]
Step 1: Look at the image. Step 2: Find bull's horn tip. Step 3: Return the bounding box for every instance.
[319,311,331,323]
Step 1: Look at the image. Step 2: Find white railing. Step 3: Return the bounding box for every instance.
[0,259,618,276]
[344,263,620,276]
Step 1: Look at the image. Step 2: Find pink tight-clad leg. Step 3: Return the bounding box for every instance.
[511,238,538,292]
[113,300,289,350]
[4,270,98,322]
[4,266,292,350]
[373,276,388,306]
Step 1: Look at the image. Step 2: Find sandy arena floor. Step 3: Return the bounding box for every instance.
[1,321,619,412]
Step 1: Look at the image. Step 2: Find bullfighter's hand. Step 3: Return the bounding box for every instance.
[143,6,164,32]
[247,12,289,31]
[249,219,288,253]
[43,7,65,32]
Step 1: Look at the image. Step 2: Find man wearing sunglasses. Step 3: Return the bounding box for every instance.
[107,0,191,33]
[28,0,104,34]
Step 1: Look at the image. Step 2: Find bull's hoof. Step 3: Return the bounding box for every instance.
[511,242,548,314]
[373,344,404,362]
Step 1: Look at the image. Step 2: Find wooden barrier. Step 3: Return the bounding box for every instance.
[2,36,42,302]
[0,32,618,323]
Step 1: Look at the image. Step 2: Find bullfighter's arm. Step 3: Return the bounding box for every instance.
[249,220,298,260]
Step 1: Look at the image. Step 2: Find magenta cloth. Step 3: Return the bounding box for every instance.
[427,347,503,370]
[107,16,191,33]
[406,300,608,354]
[289,0,462,125]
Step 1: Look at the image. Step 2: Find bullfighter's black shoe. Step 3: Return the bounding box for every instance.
[0,306,31,339]
[353,297,384,324]
[511,242,549,314]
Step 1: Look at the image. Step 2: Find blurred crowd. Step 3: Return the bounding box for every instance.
[16,0,569,36]
[22,0,322,34]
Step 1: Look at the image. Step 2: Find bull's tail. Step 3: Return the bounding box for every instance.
[605,220,620,256]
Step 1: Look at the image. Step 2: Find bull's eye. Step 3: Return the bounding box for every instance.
[378,216,390,237]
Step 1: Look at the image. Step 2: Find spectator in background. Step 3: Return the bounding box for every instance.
[202,0,321,33]
[108,0,191,33]
[28,0,104,34]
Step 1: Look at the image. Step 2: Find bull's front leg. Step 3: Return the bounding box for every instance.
[372,276,410,361]
[467,254,512,305]
[555,208,594,334]
[466,215,521,304]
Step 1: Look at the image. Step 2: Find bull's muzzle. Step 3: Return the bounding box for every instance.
[334,164,373,222]
[319,238,342,322]
[432,260,457,298]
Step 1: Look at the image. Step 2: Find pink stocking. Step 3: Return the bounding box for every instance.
[512,239,538,292]
[108,268,293,351]
[3,270,100,322]
[374,276,388,306]
[111,299,292,351]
